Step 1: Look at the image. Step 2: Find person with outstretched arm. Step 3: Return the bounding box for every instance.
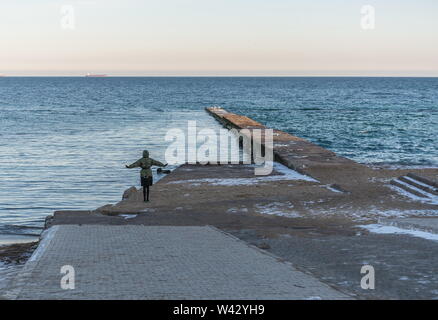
[125,150,167,202]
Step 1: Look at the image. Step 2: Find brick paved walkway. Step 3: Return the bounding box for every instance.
[3,225,349,299]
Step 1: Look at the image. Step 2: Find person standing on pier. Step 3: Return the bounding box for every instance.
[125,150,167,202]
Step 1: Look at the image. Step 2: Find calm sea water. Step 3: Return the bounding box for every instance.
[0,77,437,238]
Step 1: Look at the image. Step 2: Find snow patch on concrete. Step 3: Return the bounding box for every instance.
[360,224,438,241]
[389,184,438,205]
[167,162,317,186]
[121,214,137,219]
[227,207,249,214]
[308,207,438,221]
[403,176,435,189]
[272,162,317,181]
[255,202,301,218]
[322,185,343,193]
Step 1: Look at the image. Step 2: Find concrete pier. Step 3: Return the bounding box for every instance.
[205,107,438,202]
[206,107,364,185]
[2,107,437,300]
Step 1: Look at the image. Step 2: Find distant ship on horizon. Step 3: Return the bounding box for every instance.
[85,73,108,77]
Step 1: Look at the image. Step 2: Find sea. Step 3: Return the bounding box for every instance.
[0,77,437,242]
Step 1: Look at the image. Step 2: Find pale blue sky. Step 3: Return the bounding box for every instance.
[1,0,437,76]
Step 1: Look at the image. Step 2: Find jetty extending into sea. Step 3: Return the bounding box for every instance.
[2,107,437,300]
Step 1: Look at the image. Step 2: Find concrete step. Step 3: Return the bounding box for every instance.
[390,179,429,198]
[398,176,438,196]
[407,173,438,190]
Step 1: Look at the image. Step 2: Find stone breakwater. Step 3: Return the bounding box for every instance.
[206,106,365,185]
[2,107,438,300]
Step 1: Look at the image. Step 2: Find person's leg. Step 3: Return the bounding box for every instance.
[146,186,150,201]
[143,186,147,202]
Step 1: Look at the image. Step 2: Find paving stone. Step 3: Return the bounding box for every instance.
[3,225,350,300]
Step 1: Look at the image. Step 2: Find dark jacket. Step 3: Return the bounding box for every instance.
[126,150,166,177]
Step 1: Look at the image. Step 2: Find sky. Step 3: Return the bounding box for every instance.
[1,0,438,76]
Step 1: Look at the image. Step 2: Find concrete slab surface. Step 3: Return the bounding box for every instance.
[3,225,350,300]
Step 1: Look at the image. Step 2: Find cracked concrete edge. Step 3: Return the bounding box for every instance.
[207,225,355,300]
[1,226,60,300]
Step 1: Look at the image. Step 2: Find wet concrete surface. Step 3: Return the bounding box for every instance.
[42,159,437,300]
[4,226,350,300]
[45,207,438,300]
[229,228,438,300]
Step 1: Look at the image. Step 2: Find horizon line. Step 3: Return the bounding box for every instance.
[2,74,438,78]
